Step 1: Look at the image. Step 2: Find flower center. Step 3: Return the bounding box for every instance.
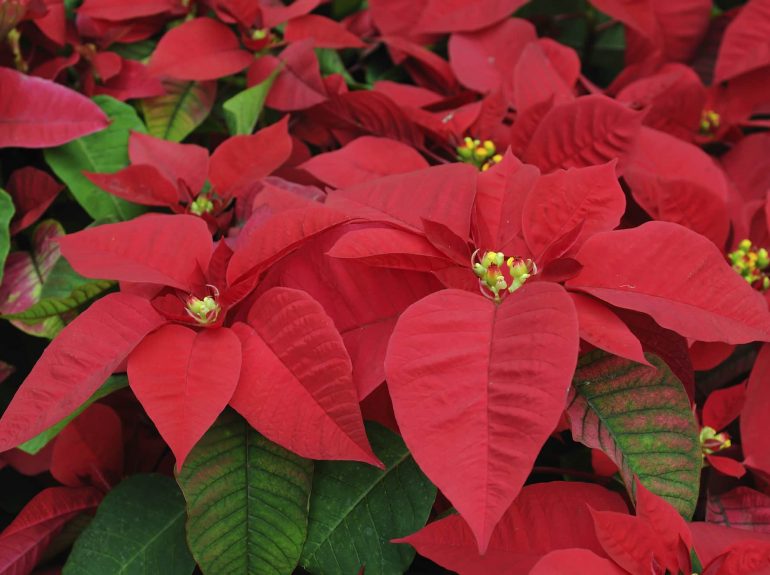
[189,195,214,216]
[457,137,503,172]
[728,239,770,291]
[699,425,731,456]
[185,293,221,325]
[699,109,721,136]
[472,250,537,302]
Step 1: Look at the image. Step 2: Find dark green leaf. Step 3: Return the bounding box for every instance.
[0,189,15,283]
[301,423,436,575]
[176,410,313,575]
[44,96,147,222]
[567,352,702,519]
[18,375,128,454]
[63,474,195,575]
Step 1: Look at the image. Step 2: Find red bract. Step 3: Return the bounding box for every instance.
[0,213,379,470]
[0,67,109,148]
[84,117,292,228]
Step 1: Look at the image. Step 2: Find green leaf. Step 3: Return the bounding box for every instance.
[315,49,366,89]
[0,189,15,283]
[176,410,313,575]
[3,279,114,321]
[223,72,277,136]
[18,375,128,454]
[142,79,217,142]
[301,423,436,575]
[567,352,702,519]
[63,474,195,575]
[44,96,147,222]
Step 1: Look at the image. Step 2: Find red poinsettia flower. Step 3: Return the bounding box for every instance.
[325,155,770,551]
[0,213,380,470]
[83,117,292,231]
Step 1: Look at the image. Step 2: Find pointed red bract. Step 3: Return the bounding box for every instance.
[284,14,365,49]
[571,293,649,366]
[229,288,380,466]
[523,95,643,173]
[59,214,212,291]
[703,381,746,431]
[567,222,770,343]
[0,293,164,452]
[84,165,181,207]
[148,18,253,81]
[742,343,770,477]
[635,480,693,574]
[529,549,627,575]
[522,162,625,260]
[385,284,579,552]
[591,508,657,574]
[0,67,109,148]
[128,324,242,469]
[129,132,209,195]
[415,0,528,33]
[77,0,183,20]
[300,136,428,189]
[396,481,627,575]
[208,117,292,198]
[51,404,123,490]
[714,0,770,83]
[6,167,63,235]
[0,486,103,575]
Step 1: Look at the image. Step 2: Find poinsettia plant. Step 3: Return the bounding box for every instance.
[2,0,770,574]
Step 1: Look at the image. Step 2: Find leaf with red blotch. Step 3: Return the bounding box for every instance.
[300,136,428,189]
[523,95,643,173]
[635,480,693,574]
[58,214,212,291]
[571,293,649,366]
[529,549,627,575]
[50,404,123,490]
[742,343,770,477]
[0,67,109,148]
[326,163,477,241]
[84,165,180,207]
[567,222,770,344]
[77,0,184,20]
[707,487,770,534]
[284,14,365,49]
[414,0,529,33]
[0,486,103,575]
[690,522,770,571]
[0,293,165,453]
[229,288,380,466]
[625,127,730,247]
[129,132,209,196]
[148,18,253,81]
[590,508,658,574]
[385,284,579,552]
[227,205,352,283]
[703,381,746,431]
[448,19,537,95]
[208,117,292,199]
[395,481,627,575]
[257,40,328,112]
[128,325,242,470]
[6,168,63,235]
[522,162,625,260]
[714,0,770,83]
[568,352,702,518]
[260,225,441,399]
